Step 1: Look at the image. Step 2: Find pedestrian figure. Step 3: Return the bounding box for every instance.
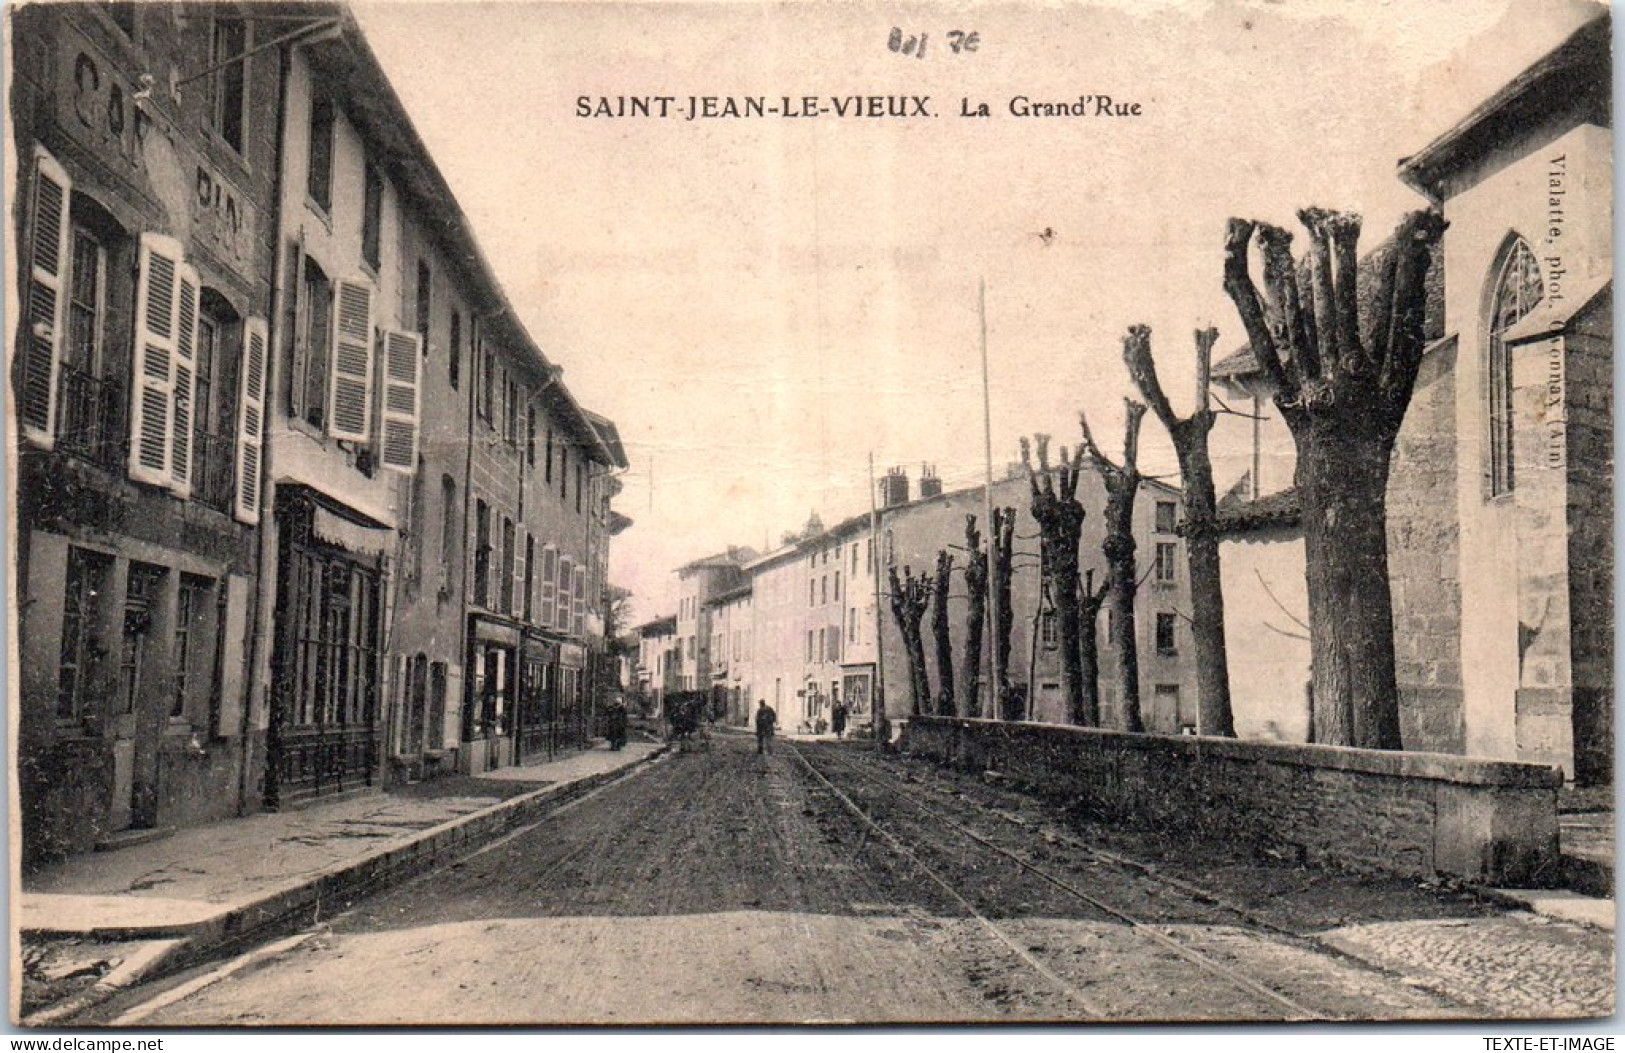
[755,700,778,755]
[606,698,629,751]
[832,702,848,740]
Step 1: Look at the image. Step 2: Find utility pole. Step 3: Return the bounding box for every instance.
[980,278,998,720]
[869,451,888,743]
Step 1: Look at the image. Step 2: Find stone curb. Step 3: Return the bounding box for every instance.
[21,745,670,1026]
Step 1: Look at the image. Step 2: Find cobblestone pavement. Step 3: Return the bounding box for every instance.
[1321,914,1616,1019]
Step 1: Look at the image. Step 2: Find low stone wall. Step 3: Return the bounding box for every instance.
[903,717,1563,886]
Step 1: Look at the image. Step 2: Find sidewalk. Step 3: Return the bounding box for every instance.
[19,740,666,1021]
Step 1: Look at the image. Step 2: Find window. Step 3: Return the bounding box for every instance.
[806,630,814,663]
[448,310,461,389]
[193,297,241,511]
[473,499,491,607]
[821,576,828,605]
[866,538,873,573]
[1486,237,1543,497]
[172,575,213,720]
[58,548,111,722]
[575,461,584,513]
[545,428,554,482]
[508,378,520,445]
[415,260,431,356]
[362,165,384,270]
[120,563,165,717]
[307,95,334,213]
[1155,500,1177,534]
[439,475,458,578]
[211,17,247,153]
[1155,684,1187,732]
[1040,610,1058,649]
[834,570,841,602]
[526,405,537,466]
[809,580,816,607]
[852,546,859,574]
[1156,612,1178,655]
[478,346,494,424]
[58,224,119,465]
[560,445,569,499]
[1155,542,1177,584]
[288,551,380,732]
[294,259,331,428]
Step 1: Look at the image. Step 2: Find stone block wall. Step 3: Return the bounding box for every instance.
[1387,338,1466,753]
[904,717,1562,886]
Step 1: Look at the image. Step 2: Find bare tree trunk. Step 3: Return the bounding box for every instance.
[1222,207,1445,750]
[932,551,955,717]
[1082,401,1147,733]
[1022,435,1089,727]
[1077,570,1108,726]
[888,566,933,718]
[992,507,1017,719]
[1123,326,1235,736]
[961,515,987,719]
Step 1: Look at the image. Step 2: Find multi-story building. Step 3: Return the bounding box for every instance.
[672,548,751,694]
[744,544,808,726]
[705,583,753,724]
[12,3,282,861]
[633,614,680,716]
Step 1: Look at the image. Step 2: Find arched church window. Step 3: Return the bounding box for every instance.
[1486,237,1543,496]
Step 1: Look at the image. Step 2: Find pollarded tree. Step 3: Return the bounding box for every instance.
[961,515,987,718]
[1021,435,1092,726]
[888,564,933,717]
[931,550,956,716]
[1222,208,1445,750]
[1079,400,1147,733]
[991,506,1018,719]
[1123,325,1235,737]
[1078,568,1110,723]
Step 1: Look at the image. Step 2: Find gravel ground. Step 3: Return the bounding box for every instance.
[104,736,1613,1026]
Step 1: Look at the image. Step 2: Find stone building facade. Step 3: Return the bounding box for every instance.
[12,2,280,861]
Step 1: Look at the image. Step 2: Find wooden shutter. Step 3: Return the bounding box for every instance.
[129,233,185,486]
[21,146,71,446]
[377,328,421,472]
[541,546,557,629]
[558,556,572,632]
[513,527,527,620]
[572,564,586,636]
[326,277,374,442]
[234,317,269,524]
[169,263,201,498]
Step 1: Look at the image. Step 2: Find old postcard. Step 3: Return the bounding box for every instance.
[6,0,1615,1029]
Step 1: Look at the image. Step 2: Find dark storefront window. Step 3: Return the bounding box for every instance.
[58,548,112,722]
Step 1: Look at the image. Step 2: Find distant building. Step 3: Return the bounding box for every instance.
[634,614,679,716]
[875,467,1195,733]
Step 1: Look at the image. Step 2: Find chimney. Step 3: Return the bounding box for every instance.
[880,466,910,508]
[918,463,942,499]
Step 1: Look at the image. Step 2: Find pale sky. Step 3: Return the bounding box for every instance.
[352,0,1600,623]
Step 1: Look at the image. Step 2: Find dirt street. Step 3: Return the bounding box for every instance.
[108,735,1613,1026]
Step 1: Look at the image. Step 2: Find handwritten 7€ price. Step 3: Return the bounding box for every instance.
[889,27,980,59]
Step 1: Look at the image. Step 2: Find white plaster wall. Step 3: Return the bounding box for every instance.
[1218,530,1311,742]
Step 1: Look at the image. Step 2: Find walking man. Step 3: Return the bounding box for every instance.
[754,700,778,755]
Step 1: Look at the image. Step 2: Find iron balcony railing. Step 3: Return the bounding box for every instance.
[56,365,124,468]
